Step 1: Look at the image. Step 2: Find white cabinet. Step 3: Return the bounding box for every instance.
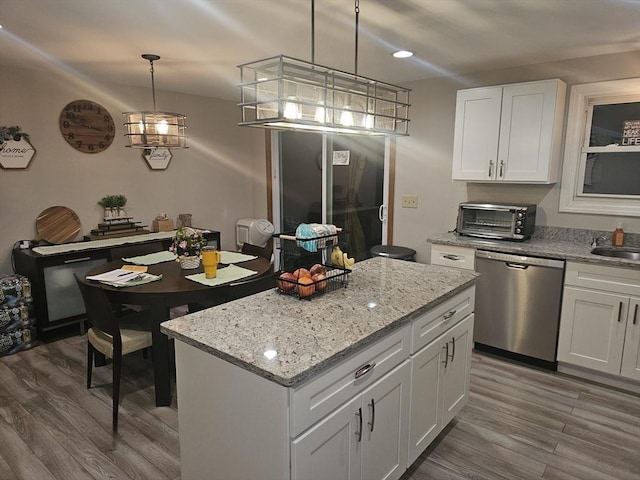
[173,285,476,480]
[430,244,475,270]
[408,314,474,465]
[558,262,640,382]
[452,79,566,184]
[292,360,411,480]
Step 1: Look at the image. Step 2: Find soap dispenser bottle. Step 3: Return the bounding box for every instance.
[612,227,625,247]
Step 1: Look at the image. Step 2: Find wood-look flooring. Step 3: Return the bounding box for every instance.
[1,334,638,480]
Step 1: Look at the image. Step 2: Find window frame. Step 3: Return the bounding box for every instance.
[559,78,640,216]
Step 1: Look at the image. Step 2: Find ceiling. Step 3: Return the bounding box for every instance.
[1,0,639,101]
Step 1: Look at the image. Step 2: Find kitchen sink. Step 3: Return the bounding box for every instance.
[591,247,640,260]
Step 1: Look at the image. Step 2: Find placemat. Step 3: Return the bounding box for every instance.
[32,231,176,255]
[220,251,257,264]
[185,264,258,287]
[122,251,177,265]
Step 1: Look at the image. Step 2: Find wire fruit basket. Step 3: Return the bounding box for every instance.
[274,264,350,300]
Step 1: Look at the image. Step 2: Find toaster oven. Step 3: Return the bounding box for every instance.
[457,202,536,241]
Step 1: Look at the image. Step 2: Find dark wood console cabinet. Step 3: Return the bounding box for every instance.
[12,230,220,339]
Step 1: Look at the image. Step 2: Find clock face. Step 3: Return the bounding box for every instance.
[59,100,115,153]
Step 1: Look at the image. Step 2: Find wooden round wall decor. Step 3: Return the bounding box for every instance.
[59,99,115,153]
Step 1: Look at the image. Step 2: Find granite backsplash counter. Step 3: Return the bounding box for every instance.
[429,226,640,268]
[161,257,478,387]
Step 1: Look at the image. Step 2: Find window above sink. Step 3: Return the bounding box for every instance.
[559,78,640,217]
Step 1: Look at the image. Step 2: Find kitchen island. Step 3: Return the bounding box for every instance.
[161,257,478,480]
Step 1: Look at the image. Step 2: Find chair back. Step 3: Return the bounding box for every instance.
[241,239,273,261]
[227,274,275,302]
[75,275,121,347]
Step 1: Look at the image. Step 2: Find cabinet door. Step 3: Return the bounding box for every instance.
[558,287,628,374]
[361,361,410,480]
[440,314,474,427]
[621,298,640,381]
[408,337,443,465]
[452,87,502,181]
[498,80,562,182]
[291,396,361,480]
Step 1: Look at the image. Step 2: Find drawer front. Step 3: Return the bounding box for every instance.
[290,324,411,437]
[565,262,640,296]
[430,245,475,270]
[412,287,475,353]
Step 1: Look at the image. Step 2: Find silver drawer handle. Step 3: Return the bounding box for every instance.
[63,256,92,264]
[354,362,376,380]
[442,254,461,261]
[443,310,456,320]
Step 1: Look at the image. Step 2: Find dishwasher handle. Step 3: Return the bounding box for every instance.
[505,263,529,270]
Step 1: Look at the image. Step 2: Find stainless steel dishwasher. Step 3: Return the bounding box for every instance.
[474,250,565,368]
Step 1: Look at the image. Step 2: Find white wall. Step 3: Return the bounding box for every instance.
[392,51,640,263]
[0,65,267,273]
[2,51,639,273]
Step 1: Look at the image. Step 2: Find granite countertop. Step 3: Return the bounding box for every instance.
[429,226,640,268]
[161,257,478,388]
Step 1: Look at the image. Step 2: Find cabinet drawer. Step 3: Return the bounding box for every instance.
[430,245,475,270]
[565,262,640,296]
[290,324,411,437]
[412,287,475,354]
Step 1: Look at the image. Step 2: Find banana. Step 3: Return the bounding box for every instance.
[343,253,355,270]
[331,246,344,266]
[331,246,354,269]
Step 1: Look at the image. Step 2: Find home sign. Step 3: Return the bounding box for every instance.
[0,138,36,169]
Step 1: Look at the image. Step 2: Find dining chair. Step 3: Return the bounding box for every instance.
[241,239,274,262]
[74,275,153,431]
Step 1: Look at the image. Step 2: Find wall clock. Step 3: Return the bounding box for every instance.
[59,99,115,153]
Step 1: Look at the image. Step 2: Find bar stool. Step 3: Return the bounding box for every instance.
[370,245,417,261]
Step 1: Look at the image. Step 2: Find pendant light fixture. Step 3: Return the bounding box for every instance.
[123,54,187,149]
[238,0,410,136]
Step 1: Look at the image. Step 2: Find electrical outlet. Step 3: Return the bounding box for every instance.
[401,194,418,208]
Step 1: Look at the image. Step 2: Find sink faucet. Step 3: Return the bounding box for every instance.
[591,236,607,248]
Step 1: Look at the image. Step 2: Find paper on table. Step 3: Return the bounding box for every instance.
[185,264,258,287]
[121,265,148,273]
[102,273,162,288]
[122,251,177,265]
[220,251,257,264]
[85,268,161,287]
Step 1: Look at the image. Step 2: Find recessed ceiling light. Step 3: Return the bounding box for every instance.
[393,50,414,59]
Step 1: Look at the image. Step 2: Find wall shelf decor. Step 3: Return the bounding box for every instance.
[143,148,172,170]
[0,126,36,169]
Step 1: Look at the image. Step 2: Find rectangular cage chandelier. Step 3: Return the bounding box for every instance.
[238,55,410,136]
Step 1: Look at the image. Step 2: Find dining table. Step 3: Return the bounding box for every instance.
[81,254,272,406]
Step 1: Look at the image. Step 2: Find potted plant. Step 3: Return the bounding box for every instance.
[112,194,127,218]
[169,227,208,269]
[0,126,30,144]
[98,194,128,219]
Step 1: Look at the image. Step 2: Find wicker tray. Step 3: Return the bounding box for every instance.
[274,264,350,300]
